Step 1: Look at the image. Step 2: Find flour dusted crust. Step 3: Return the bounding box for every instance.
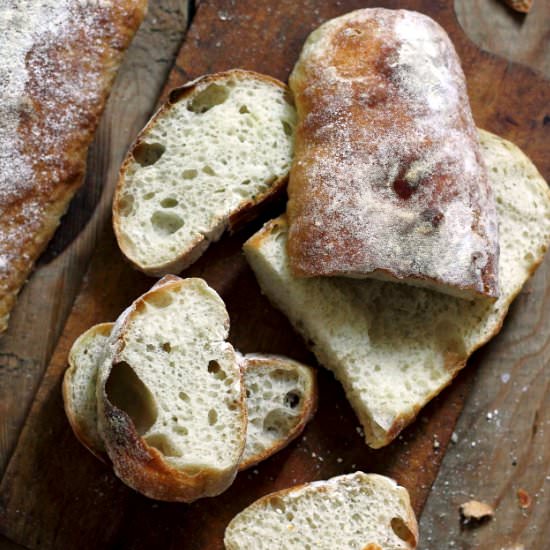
[0,0,147,333]
[287,8,499,300]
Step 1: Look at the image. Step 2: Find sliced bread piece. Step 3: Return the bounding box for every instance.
[224,472,418,549]
[62,322,112,462]
[63,329,317,471]
[239,354,317,471]
[113,69,296,276]
[96,275,247,502]
[244,130,550,448]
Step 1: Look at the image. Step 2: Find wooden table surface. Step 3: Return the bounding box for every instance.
[1,1,549,548]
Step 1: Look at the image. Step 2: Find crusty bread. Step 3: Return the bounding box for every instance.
[63,329,316,471]
[62,322,112,462]
[224,472,418,549]
[0,0,147,333]
[286,9,499,300]
[239,354,317,471]
[96,276,247,502]
[244,130,550,448]
[113,69,296,276]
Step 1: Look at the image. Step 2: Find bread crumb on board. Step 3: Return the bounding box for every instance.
[459,500,495,525]
[517,488,532,509]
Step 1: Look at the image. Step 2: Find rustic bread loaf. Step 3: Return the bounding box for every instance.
[96,276,247,502]
[239,354,317,470]
[244,130,550,448]
[287,8,499,300]
[224,472,418,550]
[113,69,296,276]
[0,0,147,333]
[63,331,317,471]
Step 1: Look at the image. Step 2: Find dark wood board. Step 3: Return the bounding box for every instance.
[1,1,549,549]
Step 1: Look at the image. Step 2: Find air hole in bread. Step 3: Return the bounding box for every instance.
[161,342,171,353]
[245,389,251,398]
[187,83,230,114]
[105,362,157,435]
[263,409,288,436]
[151,211,184,236]
[281,120,293,136]
[133,142,165,166]
[269,497,286,514]
[239,105,250,114]
[118,194,134,217]
[208,409,218,425]
[143,192,155,200]
[284,391,301,409]
[390,517,416,545]
[144,433,181,457]
[182,169,198,180]
[241,179,251,186]
[202,165,216,176]
[178,391,190,402]
[174,425,188,436]
[145,291,173,309]
[207,360,227,380]
[160,197,178,208]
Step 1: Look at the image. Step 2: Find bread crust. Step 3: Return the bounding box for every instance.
[113,69,292,277]
[238,354,318,471]
[0,1,148,333]
[286,8,499,300]
[96,276,248,502]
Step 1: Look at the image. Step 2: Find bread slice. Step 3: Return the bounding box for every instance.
[224,472,418,549]
[113,69,296,276]
[239,354,317,471]
[63,330,316,471]
[62,322,112,462]
[95,275,247,502]
[244,130,550,448]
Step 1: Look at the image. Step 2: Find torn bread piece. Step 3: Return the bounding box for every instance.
[63,331,317,471]
[95,276,247,502]
[224,472,418,549]
[287,9,499,300]
[113,69,296,276]
[244,130,550,448]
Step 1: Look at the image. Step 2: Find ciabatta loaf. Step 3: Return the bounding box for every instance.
[224,472,418,550]
[287,9,499,300]
[96,276,247,502]
[239,354,317,470]
[244,130,550,448]
[0,0,147,333]
[113,70,296,276]
[64,331,317,471]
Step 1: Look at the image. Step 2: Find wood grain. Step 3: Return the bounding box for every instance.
[0,0,189,475]
[0,1,549,549]
[418,3,550,549]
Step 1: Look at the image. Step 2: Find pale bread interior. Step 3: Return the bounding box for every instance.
[114,71,296,274]
[224,472,417,550]
[244,130,550,448]
[240,354,316,469]
[97,278,244,473]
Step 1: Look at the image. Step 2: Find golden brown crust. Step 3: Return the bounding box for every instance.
[113,69,292,277]
[0,1,148,333]
[503,0,533,13]
[287,9,499,300]
[238,355,318,471]
[97,276,248,502]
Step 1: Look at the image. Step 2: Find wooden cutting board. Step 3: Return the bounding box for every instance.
[1,1,549,548]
